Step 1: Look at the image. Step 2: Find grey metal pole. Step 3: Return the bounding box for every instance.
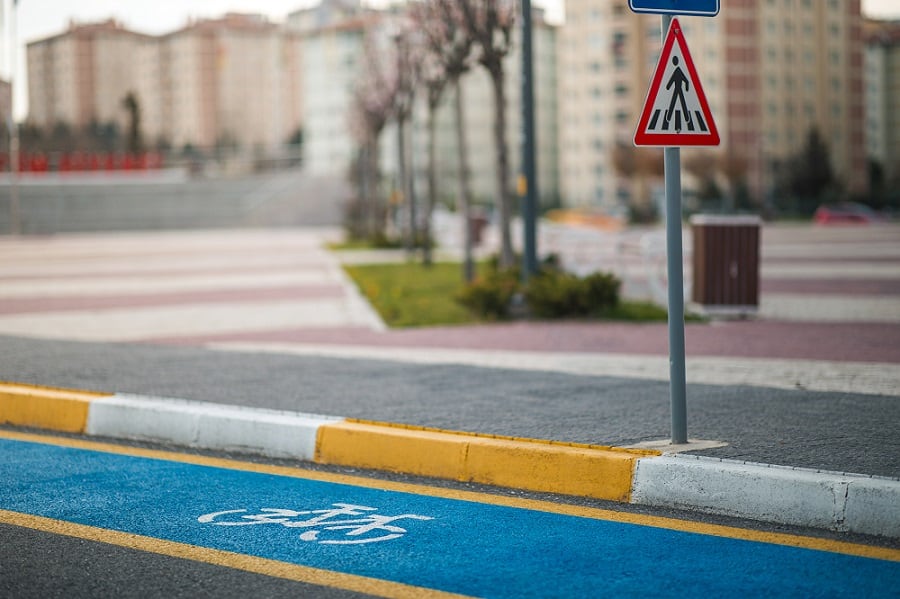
[8,0,20,235]
[662,14,687,445]
[520,0,538,280]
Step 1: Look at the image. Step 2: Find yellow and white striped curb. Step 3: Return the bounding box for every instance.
[2,382,898,538]
[0,382,651,503]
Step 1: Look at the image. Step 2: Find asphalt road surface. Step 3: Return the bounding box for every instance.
[2,334,898,480]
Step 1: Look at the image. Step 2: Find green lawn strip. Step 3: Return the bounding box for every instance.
[343,262,481,328]
[342,261,693,328]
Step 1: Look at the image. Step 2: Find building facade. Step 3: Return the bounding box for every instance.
[865,19,900,186]
[26,20,151,133]
[27,15,302,157]
[290,11,374,176]
[558,0,868,212]
[25,2,873,212]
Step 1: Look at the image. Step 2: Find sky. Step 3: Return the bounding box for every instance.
[4,0,900,118]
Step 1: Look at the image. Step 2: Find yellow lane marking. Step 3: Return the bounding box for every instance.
[0,510,470,599]
[3,429,898,563]
[316,420,657,502]
[0,382,110,434]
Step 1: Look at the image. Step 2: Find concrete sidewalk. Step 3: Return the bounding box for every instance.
[1,224,899,538]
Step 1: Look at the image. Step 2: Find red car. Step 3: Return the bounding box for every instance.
[813,202,887,225]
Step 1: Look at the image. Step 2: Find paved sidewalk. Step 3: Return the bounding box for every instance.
[1,224,899,537]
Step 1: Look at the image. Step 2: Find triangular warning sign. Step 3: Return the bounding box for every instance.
[634,18,719,147]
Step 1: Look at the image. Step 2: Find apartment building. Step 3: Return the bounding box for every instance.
[287,5,375,176]
[155,13,302,152]
[27,14,303,155]
[865,19,900,185]
[559,0,867,210]
[27,19,152,132]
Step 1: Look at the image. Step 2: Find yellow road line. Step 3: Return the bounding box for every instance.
[0,382,109,433]
[0,509,470,599]
[315,419,657,502]
[3,429,898,563]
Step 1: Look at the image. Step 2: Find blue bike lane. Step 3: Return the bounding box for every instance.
[1,431,898,598]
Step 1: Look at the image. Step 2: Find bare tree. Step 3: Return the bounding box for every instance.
[418,45,446,267]
[459,0,517,269]
[391,25,423,255]
[411,1,447,267]
[348,26,398,239]
[415,0,477,280]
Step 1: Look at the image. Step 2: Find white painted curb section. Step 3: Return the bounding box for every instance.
[86,394,342,460]
[631,454,900,538]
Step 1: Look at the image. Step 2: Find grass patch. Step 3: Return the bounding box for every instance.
[597,300,669,322]
[343,261,698,328]
[343,262,482,328]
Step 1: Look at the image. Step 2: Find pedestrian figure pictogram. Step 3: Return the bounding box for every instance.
[634,18,719,147]
[663,57,693,131]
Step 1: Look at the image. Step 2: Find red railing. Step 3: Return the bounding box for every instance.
[0,152,165,173]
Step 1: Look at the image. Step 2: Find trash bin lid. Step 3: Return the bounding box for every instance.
[689,214,762,226]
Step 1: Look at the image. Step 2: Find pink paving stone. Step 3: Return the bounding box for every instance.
[0,285,347,315]
[147,320,900,364]
[760,279,900,295]
[0,264,334,281]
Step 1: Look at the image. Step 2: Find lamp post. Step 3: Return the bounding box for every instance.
[520,0,538,280]
[7,0,20,235]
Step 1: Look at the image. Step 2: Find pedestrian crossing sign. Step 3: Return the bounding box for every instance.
[634,18,719,147]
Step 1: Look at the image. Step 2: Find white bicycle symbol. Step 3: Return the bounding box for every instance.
[198,503,433,545]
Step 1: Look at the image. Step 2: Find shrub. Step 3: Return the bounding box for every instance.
[582,272,621,312]
[457,264,622,321]
[455,270,519,320]
[525,269,621,319]
[524,270,588,318]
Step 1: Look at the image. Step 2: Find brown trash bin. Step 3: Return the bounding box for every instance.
[691,215,761,312]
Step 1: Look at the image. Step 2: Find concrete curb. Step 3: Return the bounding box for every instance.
[2,382,899,539]
[631,455,900,538]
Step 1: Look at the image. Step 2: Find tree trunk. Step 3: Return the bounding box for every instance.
[423,102,438,266]
[489,65,514,269]
[367,134,382,238]
[397,115,411,254]
[406,118,417,257]
[454,77,475,283]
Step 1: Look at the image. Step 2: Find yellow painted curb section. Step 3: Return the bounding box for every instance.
[315,420,660,502]
[0,382,110,434]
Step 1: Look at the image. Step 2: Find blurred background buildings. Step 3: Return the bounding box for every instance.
[13,0,900,214]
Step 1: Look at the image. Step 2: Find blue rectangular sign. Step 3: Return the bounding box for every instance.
[629,0,720,16]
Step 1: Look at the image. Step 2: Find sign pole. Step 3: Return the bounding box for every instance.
[661,13,688,445]
[633,6,719,445]
[520,0,538,281]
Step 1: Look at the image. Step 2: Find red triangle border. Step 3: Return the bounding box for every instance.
[634,18,720,147]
